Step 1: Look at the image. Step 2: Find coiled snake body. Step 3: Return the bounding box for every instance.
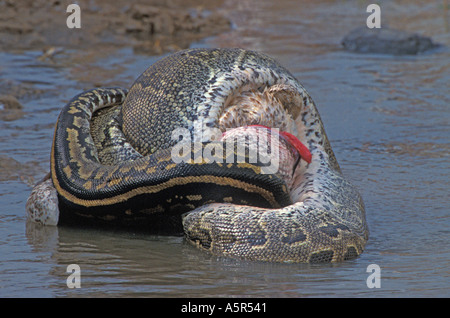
[26,48,368,263]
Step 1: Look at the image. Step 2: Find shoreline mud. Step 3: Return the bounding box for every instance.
[0,0,231,54]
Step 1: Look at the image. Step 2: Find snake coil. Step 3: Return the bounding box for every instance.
[27,48,368,263]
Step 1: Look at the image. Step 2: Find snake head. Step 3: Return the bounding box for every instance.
[248,124,312,163]
[246,125,312,179]
[279,130,312,176]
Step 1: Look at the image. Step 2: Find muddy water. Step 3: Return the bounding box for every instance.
[1,0,449,297]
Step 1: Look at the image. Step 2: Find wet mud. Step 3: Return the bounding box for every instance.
[0,0,230,53]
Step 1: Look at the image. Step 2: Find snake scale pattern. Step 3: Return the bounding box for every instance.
[26,48,368,263]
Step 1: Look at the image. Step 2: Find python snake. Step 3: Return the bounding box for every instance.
[26,48,368,263]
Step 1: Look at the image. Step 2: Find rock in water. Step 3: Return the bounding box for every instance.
[341,27,440,55]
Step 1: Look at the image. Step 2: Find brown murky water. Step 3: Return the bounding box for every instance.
[1,0,449,297]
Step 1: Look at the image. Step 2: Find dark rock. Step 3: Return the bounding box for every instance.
[341,27,440,55]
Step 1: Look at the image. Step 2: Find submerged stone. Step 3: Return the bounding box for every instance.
[341,27,440,55]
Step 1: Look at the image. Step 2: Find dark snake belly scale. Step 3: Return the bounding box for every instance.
[26,48,369,263]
